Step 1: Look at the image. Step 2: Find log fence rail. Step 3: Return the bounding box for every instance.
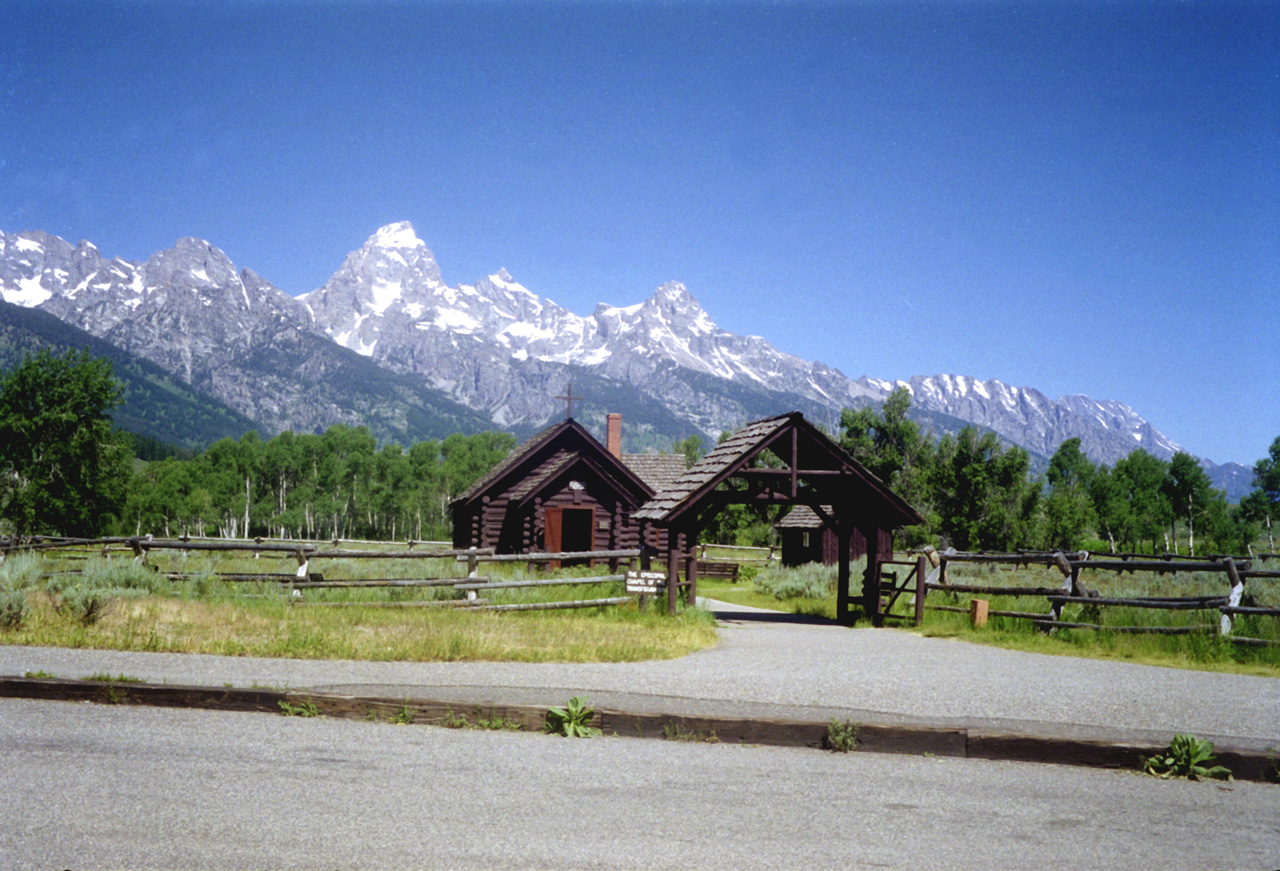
[2,535,647,614]
[881,548,1279,646]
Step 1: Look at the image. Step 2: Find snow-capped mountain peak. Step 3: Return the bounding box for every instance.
[372,221,426,250]
[300,223,447,349]
[0,223,1205,477]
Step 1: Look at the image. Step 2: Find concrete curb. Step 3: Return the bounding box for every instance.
[4,676,1277,783]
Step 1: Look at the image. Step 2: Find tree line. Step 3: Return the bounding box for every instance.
[836,388,1278,555]
[122,426,515,541]
[2,350,1277,555]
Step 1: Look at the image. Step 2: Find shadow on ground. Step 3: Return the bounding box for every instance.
[706,607,840,627]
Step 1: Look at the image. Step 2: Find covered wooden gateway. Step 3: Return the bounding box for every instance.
[634,412,924,624]
[450,417,665,557]
[776,505,892,567]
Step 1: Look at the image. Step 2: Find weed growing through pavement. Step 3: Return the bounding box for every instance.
[824,719,861,752]
[85,673,144,683]
[100,684,127,705]
[1141,733,1231,781]
[440,708,468,728]
[473,710,523,731]
[545,696,601,738]
[278,698,321,718]
[441,707,523,730]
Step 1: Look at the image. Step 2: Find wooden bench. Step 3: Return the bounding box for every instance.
[695,560,741,583]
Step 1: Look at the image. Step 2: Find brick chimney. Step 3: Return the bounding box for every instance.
[606,413,622,458]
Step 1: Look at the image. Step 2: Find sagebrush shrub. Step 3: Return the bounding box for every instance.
[754,563,841,600]
[0,589,27,629]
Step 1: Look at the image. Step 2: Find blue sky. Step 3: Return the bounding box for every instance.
[2,0,1277,465]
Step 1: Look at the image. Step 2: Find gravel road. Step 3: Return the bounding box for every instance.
[3,600,1276,746]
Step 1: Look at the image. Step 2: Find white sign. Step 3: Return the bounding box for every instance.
[625,570,667,595]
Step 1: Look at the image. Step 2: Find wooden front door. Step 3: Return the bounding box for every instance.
[545,506,595,566]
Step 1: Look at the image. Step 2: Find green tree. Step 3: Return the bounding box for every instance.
[407,439,446,539]
[1089,464,1130,553]
[122,457,199,537]
[1162,452,1215,556]
[440,431,517,502]
[929,427,1041,551]
[1111,450,1171,553]
[1044,437,1097,549]
[672,434,704,468]
[840,388,935,544]
[1241,436,1280,551]
[117,424,524,543]
[0,349,132,536]
[840,388,932,504]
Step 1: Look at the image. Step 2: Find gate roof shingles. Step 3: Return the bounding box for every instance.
[633,411,923,529]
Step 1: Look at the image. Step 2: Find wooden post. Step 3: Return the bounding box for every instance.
[685,543,698,607]
[863,526,882,628]
[1220,557,1244,636]
[836,527,852,626]
[638,542,652,612]
[130,537,150,567]
[1046,550,1072,631]
[466,547,480,601]
[914,554,927,627]
[666,533,681,616]
[970,598,989,627]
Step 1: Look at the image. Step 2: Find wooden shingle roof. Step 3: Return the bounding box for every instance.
[776,504,827,529]
[633,411,923,530]
[634,414,793,521]
[450,417,655,508]
[507,450,581,502]
[622,453,688,492]
[451,418,565,505]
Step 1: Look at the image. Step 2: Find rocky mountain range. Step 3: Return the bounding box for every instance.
[0,223,1254,498]
[0,229,494,446]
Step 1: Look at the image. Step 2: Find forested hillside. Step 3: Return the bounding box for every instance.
[0,300,256,451]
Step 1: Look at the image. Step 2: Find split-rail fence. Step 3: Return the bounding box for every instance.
[876,548,1280,646]
[1,535,652,613]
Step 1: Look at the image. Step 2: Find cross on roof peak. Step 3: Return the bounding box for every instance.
[555,382,584,419]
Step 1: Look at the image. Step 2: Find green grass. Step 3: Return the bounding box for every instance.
[906,560,1280,675]
[8,548,1275,673]
[0,551,718,662]
[704,558,1280,676]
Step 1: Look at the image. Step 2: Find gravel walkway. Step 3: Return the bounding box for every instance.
[3,599,1276,748]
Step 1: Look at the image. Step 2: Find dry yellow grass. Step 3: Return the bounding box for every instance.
[0,593,718,663]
